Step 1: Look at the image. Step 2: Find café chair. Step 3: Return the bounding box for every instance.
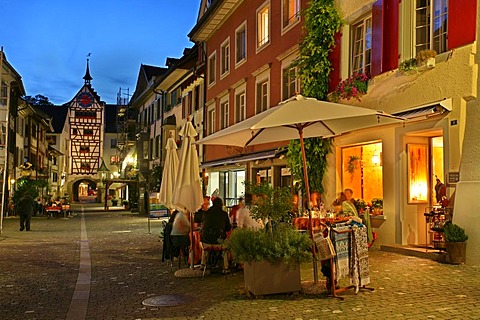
[201,243,229,278]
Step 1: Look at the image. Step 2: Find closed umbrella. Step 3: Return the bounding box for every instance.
[172,120,203,268]
[158,135,179,211]
[196,94,404,282]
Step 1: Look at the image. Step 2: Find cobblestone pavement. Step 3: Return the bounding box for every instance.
[0,205,479,320]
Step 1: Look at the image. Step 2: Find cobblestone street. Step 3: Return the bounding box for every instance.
[0,204,479,320]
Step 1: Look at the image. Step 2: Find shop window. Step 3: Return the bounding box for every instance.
[407,144,428,203]
[255,168,272,185]
[415,0,448,54]
[431,136,444,204]
[351,15,372,75]
[342,142,383,205]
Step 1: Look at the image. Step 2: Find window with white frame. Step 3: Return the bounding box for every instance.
[415,0,448,54]
[256,79,269,114]
[257,3,270,49]
[0,81,7,106]
[235,22,247,64]
[221,39,230,76]
[282,0,300,29]
[351,15,372,75]
[208,106,216,134]
[208,52,216,85]
[220,100,229,129]
[282,64,300,100]
[235,91,246,122]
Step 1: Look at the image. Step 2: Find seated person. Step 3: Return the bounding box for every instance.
[236,193,263,230]
[170,210,191,251]
[342,189,359,217]
[194,196,210,229]
[201,197,232,269]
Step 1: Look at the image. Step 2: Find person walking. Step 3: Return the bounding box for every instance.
[18,192,36,231]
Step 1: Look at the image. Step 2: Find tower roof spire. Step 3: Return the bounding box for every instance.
[83,53,92,84]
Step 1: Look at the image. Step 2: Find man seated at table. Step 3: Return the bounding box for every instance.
[194,196,210,230]
[200,197,231,270]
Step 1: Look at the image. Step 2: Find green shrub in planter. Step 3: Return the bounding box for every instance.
[226,223,312,267]
[443,222,468,243]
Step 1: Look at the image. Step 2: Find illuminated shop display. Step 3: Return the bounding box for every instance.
[407,144,428,203]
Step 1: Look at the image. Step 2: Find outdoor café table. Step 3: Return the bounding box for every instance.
[45,206,62,218]
[293,217,350,230]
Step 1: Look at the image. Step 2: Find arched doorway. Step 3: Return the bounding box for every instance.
[73,179,97,202]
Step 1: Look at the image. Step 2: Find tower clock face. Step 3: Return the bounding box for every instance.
[78,92,93,108]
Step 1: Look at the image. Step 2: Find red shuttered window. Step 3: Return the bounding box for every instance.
[447,0,477,50]
[371,0,399,76]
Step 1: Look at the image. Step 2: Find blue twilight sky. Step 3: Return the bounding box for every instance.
[0,0,200,104]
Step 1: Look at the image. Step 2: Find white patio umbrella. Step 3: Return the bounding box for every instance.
[172,120,203,268]
[196,94,404,281]
[158,135,179,211]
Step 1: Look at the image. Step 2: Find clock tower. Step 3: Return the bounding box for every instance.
[68,58,104,176]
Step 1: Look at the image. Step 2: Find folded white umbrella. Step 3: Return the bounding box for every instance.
[172,121,203,214]
[172,120,204,269]
[158,136,179,211]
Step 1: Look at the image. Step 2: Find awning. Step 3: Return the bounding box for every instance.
[392,98,452,119]
[200,149,284,168]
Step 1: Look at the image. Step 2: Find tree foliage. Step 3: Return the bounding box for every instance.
[286,0,341,197]
[24,94,54,106]
[245,182,293,225]
[12,178,48,205]
[286,137,331,194]
[295,0,342,100]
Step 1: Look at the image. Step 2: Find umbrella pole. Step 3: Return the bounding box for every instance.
[189,210,195,269]
[298,129,319,284]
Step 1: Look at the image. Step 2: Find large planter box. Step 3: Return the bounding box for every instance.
[243,261,301,296]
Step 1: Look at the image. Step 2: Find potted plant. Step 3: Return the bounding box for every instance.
[399,58,418,74]
[416,49,437,68]
[122,200,129,210]
[111,198,118,206]
[354,198,367,213]
[370,198,383,215]
[226,183,311,296]
[443,222,468,264]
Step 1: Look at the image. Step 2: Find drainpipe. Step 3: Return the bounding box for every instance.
[197,42,208,195]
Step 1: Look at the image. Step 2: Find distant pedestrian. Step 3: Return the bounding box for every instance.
[17,193,36,231]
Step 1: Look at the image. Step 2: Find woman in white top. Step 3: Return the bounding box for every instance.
[236,193,263,230]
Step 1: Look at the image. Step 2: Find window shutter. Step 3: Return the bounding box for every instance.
[448,0,477,50]
[328,31,342,93]
[371,0,399,76]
